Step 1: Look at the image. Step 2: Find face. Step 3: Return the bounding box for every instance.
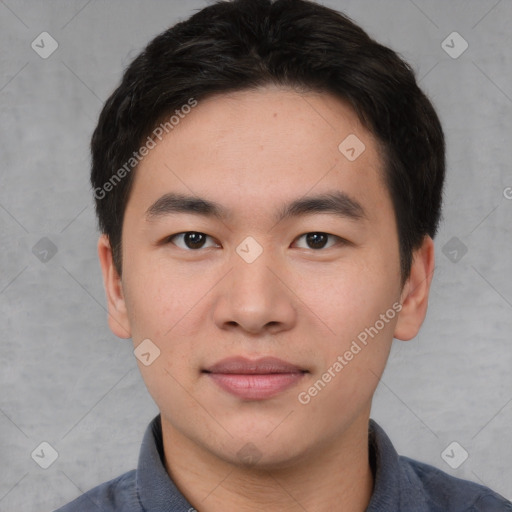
[100,86,433,468]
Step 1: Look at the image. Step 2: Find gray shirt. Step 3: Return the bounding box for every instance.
[55,414,512,511]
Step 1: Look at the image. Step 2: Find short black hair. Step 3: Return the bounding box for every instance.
[91,0,445,285]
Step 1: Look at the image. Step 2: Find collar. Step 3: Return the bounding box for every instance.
[135,414,425,511]
[136,414,195,511]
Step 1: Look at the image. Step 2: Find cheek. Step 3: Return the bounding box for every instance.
[295,257,399,341]
[296,273,398,424]
[122,253,205,341]
[122,261,202,414]
[293,251,400,404]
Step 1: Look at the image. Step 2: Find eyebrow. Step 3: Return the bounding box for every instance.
[145,191,367,224]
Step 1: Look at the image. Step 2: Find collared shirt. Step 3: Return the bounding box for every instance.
[55,414,512,511]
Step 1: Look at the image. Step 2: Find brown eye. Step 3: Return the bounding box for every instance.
[294,232,341,250]
[167,232,219,250]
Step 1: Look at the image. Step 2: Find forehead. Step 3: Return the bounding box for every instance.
[126,86,391,228]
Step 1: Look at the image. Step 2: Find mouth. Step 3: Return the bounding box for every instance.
[202,356,308,400]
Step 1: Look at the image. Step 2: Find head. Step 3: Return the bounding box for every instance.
[93,0,444,468]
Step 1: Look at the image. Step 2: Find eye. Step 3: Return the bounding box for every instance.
[293,232,343,250]
[166,231,220,250]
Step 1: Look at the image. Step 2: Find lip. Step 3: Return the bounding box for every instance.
[203,356,307,400]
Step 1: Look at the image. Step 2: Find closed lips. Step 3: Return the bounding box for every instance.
[203,356,308,374]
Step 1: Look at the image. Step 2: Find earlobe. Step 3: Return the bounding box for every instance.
[393,235,435,341]
[97,234,132,339]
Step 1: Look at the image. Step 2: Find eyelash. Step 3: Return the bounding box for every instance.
[164,231,345,251]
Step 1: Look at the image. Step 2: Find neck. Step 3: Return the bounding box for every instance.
[161,413,374,512]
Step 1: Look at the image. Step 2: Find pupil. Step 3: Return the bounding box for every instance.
[307,232,327,249]
[186,232,205,249]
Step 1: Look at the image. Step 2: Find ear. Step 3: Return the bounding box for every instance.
[394,235,435,341]
[97,234,131,339]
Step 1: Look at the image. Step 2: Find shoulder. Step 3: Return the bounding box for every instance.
[53,469,139,512]
[400,456,512,511]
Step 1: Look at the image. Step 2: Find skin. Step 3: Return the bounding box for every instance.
[98,85,435,511]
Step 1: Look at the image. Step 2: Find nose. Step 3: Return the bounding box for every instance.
[212,246,297,335]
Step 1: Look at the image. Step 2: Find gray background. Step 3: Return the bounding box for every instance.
[0,0,511,510]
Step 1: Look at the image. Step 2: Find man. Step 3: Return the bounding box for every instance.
[56,0,512,510]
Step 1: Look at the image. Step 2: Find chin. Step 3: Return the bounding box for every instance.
[210,428,314,472]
